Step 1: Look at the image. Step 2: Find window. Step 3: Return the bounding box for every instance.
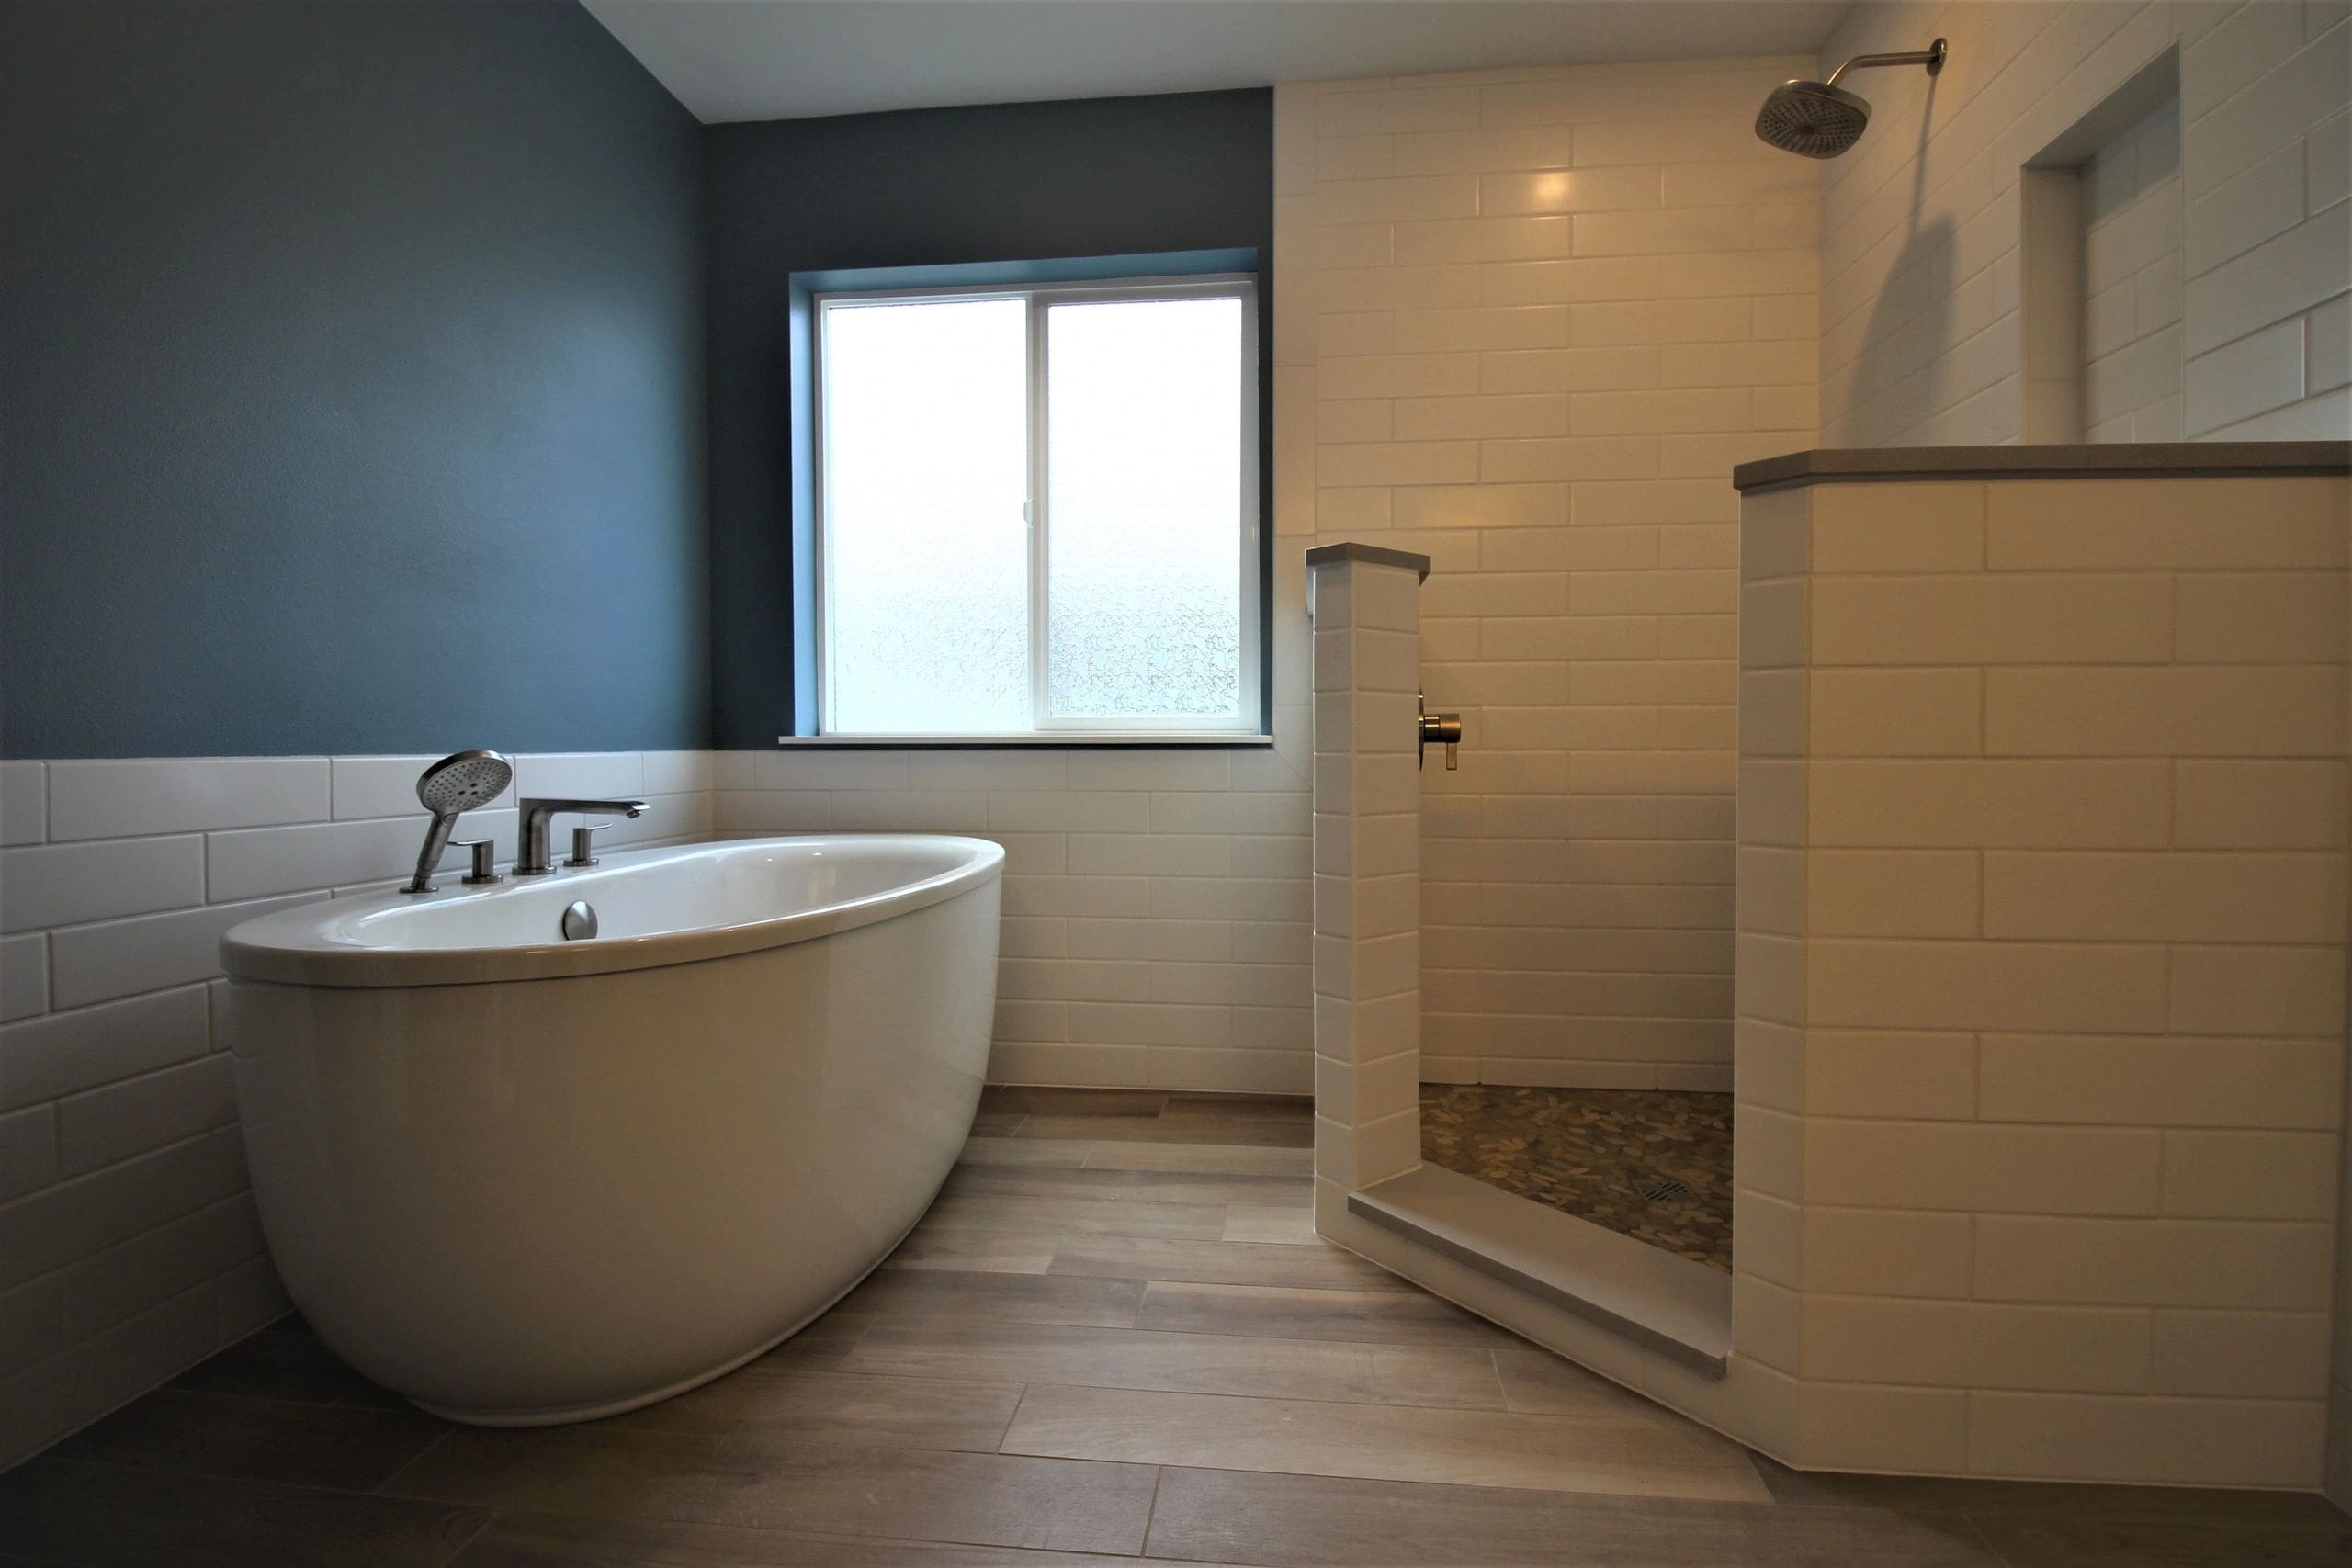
[814,275,1261,739]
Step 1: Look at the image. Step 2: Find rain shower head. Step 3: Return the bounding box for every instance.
[1756,38,1946,159]
[1756,79,1873,158]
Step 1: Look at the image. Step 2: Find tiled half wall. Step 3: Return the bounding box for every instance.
[1733,469,2350,1488]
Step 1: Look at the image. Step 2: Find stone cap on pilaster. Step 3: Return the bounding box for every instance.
[1305,542,1432,580]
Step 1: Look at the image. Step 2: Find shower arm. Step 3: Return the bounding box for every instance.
[1825,39,1947,88]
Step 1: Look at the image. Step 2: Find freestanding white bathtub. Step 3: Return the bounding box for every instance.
[220,834,1003,1426]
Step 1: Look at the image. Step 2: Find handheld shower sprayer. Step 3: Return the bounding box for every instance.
[404,750,514,894]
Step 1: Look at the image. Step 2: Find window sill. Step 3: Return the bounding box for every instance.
[776,733,1273,750]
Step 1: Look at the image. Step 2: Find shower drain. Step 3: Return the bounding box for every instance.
[1635,1178,1696,1204]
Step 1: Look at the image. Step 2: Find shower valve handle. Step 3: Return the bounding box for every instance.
[1419,694,1463,772]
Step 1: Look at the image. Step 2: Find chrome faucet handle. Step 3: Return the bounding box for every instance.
[453,839,503,885]
[567,822,610,868]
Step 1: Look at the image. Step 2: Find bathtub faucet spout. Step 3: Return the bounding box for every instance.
[516,797,648,875]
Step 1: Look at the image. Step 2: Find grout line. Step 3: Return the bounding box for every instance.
[426,1503,497,1568]
[372,1423,462,1499]
[1001,1374,1729,1436]
[995,1382,1034,1456]
[1962,1508,2024,1568]
[1138,1462,1167,1555]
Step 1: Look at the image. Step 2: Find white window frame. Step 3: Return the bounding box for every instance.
[810,274,1262,743]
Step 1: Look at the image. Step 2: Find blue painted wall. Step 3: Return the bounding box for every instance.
[2,12,1273,759]
[1,1,708,757]
[703,90,1275,748]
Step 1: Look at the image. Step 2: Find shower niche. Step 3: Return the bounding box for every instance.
[2020,45,2184,444]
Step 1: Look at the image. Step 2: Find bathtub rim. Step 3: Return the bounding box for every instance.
[220,833,1005,989]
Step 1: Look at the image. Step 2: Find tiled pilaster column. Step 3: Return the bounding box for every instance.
[1306,544,1430,1218]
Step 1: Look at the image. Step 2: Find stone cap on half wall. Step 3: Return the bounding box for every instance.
[1733,440,2352,492]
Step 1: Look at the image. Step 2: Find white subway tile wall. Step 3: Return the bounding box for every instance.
[0,751,714,1466]
[1277,59,1820,1089]
[1735,472,2351,1488]
[1819,0,2350,445]
[711,735,1318,1096]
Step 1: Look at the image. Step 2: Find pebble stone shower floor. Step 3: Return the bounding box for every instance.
[0,1088,2342,1565]
[1418,1084,1736,1271]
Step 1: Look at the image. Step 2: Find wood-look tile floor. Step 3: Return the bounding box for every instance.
[6,1088,2346,1566]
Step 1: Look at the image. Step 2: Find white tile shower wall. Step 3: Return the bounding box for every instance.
[1818,0,2351,446]
[2083,98,2187,438]
[1276,58,1821,1089]
[710,738,1318,1097]
[0,750,714,1467]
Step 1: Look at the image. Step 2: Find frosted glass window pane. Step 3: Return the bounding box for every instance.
[1045,298,1244,719]
[822,297,1031,733]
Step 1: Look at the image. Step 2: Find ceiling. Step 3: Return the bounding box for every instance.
[583,1,1849,125]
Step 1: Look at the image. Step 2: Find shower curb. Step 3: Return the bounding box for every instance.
[1348,1164,1731,1381]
